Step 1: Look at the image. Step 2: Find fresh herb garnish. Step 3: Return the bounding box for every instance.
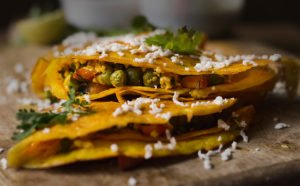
[12,109,68,141]
[145,27,205,55]
[12,87,90,141]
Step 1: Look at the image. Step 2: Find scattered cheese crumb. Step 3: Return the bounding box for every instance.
[239,120,247,128]
[217,119,230,131]
[110,144,119,152]
[212,96,226,105]
[128,177,137,186]
[144,144,153,159]
[172,92,188,107]
[240,130,249,142]
[83,94,91,103]
[0,158,7,170]
[274,123,290,129]
[0,148,4,153]
[220,148,233,161]
[255,148,261,152]
[231,141,237,150]
[269,54,281,62]
[42,128,50,134]
[217,136,222,142]
[14,63,24,74]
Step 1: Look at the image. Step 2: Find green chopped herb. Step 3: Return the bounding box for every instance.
[145,27,205,55]
[12,87,90,141]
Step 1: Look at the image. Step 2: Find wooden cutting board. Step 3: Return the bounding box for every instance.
[0,41,299,186]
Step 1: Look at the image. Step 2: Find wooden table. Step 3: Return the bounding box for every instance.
[0,42,299,186]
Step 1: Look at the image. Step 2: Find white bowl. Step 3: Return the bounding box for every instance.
[61,0,139,29]
[139,0,245,36]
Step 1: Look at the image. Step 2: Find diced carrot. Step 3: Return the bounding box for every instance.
[181,76,208,89]
[73,68,95,81]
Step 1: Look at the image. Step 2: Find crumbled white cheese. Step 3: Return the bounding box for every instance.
[42,128,50,134]
[155,112,172,120]
[83,94,91,103]
[110,144,119,152]
[203,159,213,170]
[153,136,177,150]
[6,78,19,94]
[274,123,290,129]
[240,129,249,142]
[149,102,163,115]
[212,96,227,105]
[0,158,7,170]
[144,144,153,159]
[14,63,24,74]
[154,141,164,150]
[0,148,4,153]
[255,148,261,152]
[113,98,160,117]
[172,92,188,107]
[269,54,281,62]
[117,51,125,56]
[217,136,222,142]
[239,120,247,128]
[220,148,233,161]
[128,177,137,186]
[231,141,237,150]
[272,81,286,94]
[217,119,230,131]
[71,113,80,121]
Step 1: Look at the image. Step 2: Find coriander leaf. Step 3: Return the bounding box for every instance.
[12,109,67,141]
[12,86,91,141]
[132,15,156,33]
[145,26,205,55]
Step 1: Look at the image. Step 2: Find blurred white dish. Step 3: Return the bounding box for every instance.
[139,0,245,36]
[61,0,139,29]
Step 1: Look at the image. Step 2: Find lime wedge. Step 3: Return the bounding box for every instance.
[16,10,66,44]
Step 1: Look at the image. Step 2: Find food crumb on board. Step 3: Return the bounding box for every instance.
[0,148,4,153]
[0,158,7,170]
[274,123,290,129]
[128,176,137,186]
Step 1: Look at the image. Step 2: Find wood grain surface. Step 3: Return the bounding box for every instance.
[0,42,299,186]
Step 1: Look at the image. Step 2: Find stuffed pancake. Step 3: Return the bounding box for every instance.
[9,28,280,169]
[31,30,279,103]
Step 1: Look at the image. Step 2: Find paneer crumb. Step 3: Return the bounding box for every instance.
[274,123,290,129]
[0,158,7,170]
[128,177,137,186]
[110,144,119,152]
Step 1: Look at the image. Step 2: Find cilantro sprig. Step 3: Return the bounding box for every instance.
[12,87,90,141]
[145,27,205,55]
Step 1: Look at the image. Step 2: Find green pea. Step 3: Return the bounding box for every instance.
[96,65,113,85]
[127,67,142,86]
[110,70,127,87]
[143,70,160,87]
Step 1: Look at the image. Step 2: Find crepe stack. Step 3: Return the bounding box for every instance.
[8,30,280,168]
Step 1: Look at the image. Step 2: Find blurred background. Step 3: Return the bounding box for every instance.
[0,0,299,55]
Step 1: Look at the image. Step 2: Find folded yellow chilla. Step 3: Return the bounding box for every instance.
[8,97,254,169]
[31,31,279,102]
